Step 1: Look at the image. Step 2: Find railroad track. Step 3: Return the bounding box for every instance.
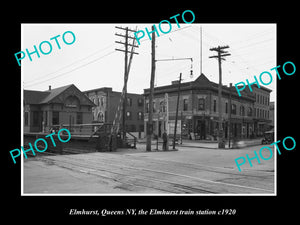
[34,151,274,194]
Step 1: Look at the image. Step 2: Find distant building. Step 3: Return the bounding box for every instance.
[84,87,144,134]
[24,84,95,133]
[143,73,272,140]
[268,101,275,130]
[251,85,273,135]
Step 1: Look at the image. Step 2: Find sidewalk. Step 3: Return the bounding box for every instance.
[181,138,263,149]
[138,138,263,149]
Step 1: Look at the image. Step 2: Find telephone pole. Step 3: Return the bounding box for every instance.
[115,26,139,141]
[146,26,156,151]
[173,73,182,150]
[209,45,230,148]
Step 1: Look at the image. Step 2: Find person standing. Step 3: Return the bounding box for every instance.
[162,130,168,151]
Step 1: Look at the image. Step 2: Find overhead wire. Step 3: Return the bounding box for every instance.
[24,51,116,88]
[24,43,115,85]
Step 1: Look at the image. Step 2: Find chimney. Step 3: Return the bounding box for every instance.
[49,85,51,91]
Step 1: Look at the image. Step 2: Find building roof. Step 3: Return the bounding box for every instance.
[39,84,73,104]
[144,73,256,101]
[24,84,95,106]
[84,87,143,96]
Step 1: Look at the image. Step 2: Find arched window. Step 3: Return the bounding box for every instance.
[65,95,80,108]
[247,107,253,116]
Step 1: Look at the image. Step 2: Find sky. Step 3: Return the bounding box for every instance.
[21,23,276,101]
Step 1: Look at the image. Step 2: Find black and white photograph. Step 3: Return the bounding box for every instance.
[21,23,276,195]
[4,4,298,223]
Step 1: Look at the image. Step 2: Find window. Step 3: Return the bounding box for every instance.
[137,98,143,107]
[213,99,217,112]
[52,111,59,125]
[231,104,236,115]
[225,102,228,114]
[198,98,205,110]
[160,101,165,112]
[127,97,132,107]
[76,112,83,124]
[145,102,149,113]
[126,111,132,120]
[260,109,262,118]
[240,106,245,116]
[24,112,28,126]
[94,97,98,106]
[247,107,252,116]
[137,112,143,120]
[100,96,104,107]
[183,99,188,111]
[260,95,262,104]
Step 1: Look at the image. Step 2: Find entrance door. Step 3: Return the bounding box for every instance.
[197,120,206,140]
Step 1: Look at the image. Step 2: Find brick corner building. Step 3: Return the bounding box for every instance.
[143,73,273,140]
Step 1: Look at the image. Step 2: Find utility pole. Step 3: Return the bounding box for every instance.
[228,83,232,148]
[173,73,182,150]
[115,26,139,141]
[146,26,156,152]
[154,58,192,150]
[209,45,230,149]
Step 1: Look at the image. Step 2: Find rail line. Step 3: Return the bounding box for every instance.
[33,152,274,194]
[37,156,216,194]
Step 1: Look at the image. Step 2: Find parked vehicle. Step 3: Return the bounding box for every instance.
[261,130,274,144]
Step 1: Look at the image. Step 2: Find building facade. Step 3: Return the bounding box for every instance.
[252,85,273,135]
[144,74,272,140]
[84,87,144,133]
[24,84,95,133]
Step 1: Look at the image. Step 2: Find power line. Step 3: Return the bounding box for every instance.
[25,43,115,85]
[24,51,115,88]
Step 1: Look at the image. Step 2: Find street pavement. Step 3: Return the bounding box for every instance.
[23,142,275,195]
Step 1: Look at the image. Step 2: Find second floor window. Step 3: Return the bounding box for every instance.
[240,106,245,116]
[183,99,188,111]
[213,99,217,112]
[198,98,205,110]
[231,104,236,115]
